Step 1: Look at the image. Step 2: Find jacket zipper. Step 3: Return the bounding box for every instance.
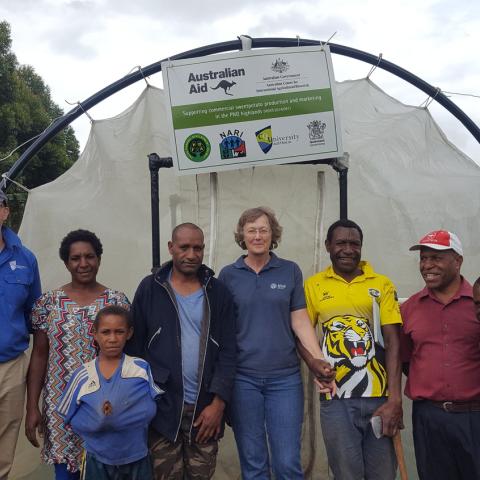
[155,276,185,443]
[147,326,162,350]
[188,275,212,444]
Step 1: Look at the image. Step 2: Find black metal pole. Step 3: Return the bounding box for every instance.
[148,153,173,271]
[338,168,348,220]
[2,36,479,190]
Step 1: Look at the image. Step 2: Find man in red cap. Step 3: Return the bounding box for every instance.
[401,230,480,480]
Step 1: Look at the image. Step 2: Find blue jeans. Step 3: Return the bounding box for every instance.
[231,370,304,480]
[320,397,397,480]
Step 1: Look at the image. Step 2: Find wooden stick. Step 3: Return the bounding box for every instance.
[393,431,408,480]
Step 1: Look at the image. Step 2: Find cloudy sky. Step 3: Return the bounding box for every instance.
[1,0,479,161]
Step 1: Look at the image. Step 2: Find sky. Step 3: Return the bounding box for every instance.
[1,0,479,162]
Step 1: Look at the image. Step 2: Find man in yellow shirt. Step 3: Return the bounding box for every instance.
[304,219,403,480]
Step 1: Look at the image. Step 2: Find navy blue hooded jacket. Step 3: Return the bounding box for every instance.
[126,261,236,443]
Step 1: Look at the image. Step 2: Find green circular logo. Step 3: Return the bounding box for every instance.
[184,133,211,162]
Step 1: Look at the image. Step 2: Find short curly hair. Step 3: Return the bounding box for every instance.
[234,206,283,250]
[326,219,363,245]
[93,305,132,330]
[59,229,103,262]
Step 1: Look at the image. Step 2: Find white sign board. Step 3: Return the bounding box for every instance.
[162,46,343,175]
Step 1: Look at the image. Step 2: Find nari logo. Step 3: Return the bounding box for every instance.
[256,126,272,154]
[184,133,211,162]
[219,129,246,159]
[307,120,326,146]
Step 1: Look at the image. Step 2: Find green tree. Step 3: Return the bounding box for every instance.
[0,21,80,230]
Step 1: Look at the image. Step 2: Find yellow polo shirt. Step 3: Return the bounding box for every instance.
[305,261,401,398]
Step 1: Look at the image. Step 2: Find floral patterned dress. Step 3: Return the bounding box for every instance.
[31,288,130,472]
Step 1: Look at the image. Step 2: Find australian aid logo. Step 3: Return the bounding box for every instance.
[187,67,245,95]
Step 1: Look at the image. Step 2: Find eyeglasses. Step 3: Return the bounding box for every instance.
[244,228,271,237]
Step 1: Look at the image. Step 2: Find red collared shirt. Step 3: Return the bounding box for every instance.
[400,278,480,401]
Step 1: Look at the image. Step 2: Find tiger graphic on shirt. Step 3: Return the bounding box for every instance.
[321,315,387,398]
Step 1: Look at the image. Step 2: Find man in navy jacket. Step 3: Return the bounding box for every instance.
[0,190,41,478]
[127,223,236,480]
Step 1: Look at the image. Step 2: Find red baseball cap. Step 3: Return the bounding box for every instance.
[409,230,463,256]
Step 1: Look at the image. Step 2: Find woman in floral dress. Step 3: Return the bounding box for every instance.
[25,229,130,480]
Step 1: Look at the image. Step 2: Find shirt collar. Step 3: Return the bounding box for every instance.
[234,252,281,271]
[420,276,473,301]
[325,260,375,282]
[1,226,21,250]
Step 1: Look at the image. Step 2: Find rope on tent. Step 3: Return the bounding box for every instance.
[313,171,326,272]
[303,170,326,478]
[325,32,337,45]
[319,32,337,51]
[420,87,441,108]
[0,114,63,164]
[65,100,94,123]
[0,136,41,164]
[128,66,150,86]
[194,174,201,223]
[442,90,480,99]
[0,174,30,192]
[208,172,219,271]
[367,53,383,78]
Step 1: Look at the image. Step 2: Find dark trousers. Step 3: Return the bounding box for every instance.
[82,452,153,480]
[413,400,480,480]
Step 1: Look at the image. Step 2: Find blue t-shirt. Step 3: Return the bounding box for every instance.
[218,253,306,377]
[173,287,205,404]
[58,354,162,466]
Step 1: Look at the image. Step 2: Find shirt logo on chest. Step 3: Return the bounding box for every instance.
[9,260,27,271]
[270,283,286,290]
[368,288,380,298]
[320,290,334,302]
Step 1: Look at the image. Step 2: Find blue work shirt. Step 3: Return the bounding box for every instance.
[0,226,41,363]
[219,253,305,377]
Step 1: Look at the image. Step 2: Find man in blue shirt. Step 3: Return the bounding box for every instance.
[0,190,41,479]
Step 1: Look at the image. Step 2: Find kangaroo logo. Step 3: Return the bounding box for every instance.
[211,80,237,96]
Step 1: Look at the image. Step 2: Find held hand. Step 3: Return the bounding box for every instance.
[310,358,336,383]
[373,399,403,437]
[193,397,225,444]
[25,406,44,448]
[314,377,337,396]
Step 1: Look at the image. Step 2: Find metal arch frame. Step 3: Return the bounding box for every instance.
[2,36,479,190]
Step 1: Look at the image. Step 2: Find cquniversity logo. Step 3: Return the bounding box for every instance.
[255,126,272,154]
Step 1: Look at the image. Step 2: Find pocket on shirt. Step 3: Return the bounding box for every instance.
[2,271,31,303]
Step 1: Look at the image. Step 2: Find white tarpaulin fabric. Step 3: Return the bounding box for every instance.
[11,78,480,479]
